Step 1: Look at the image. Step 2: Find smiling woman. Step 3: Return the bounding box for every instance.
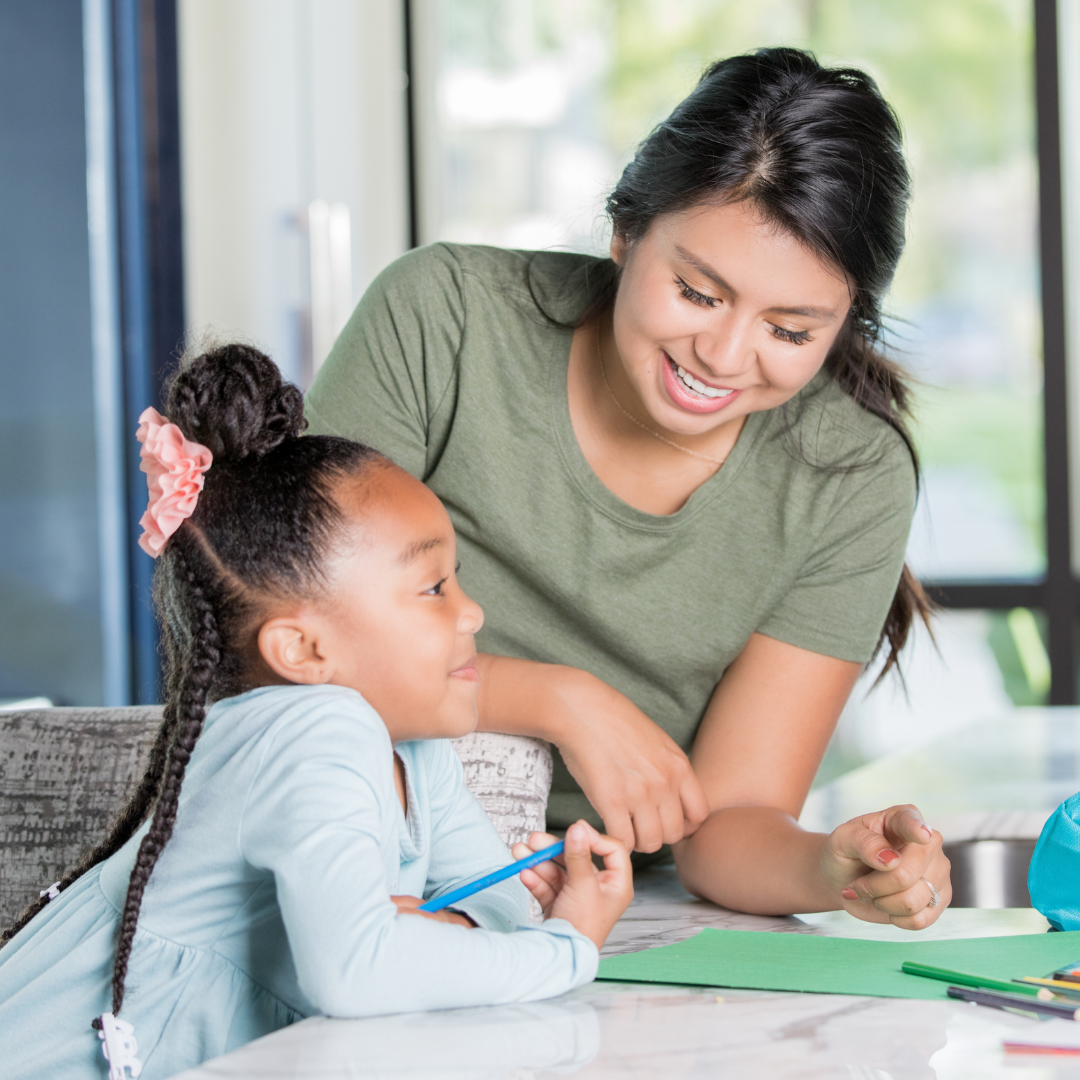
[306,47,949,929]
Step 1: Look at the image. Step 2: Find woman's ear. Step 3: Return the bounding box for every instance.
[258,615,331,685]
[609,230,627,265]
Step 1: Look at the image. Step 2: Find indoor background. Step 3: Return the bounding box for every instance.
[2,0,1076,788]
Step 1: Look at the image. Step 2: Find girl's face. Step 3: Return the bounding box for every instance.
[258,466,484,742]
[609,200,852,437]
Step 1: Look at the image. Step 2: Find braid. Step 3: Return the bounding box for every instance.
[108,537,221,1016]
[2,344,380,1029]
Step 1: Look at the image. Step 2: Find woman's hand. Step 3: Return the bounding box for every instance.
[821,805,951,929]
[391,895,476,928]
[511,822,634,949]
[477,656,710,852]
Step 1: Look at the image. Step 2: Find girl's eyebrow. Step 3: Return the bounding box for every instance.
[398,536,445,565]
[674,243,838,322]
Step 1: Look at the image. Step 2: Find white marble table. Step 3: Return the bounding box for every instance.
[175,865,1079,1080]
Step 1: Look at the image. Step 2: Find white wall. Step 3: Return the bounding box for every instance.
[177,0,410,387]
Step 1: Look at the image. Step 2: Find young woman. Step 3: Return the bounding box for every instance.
[307,47,952,928]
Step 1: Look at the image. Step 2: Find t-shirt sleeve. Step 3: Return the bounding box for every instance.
[303,244,467,479]
[239,697,596,1018]
[756,429,918,663]
[412,740,532,932]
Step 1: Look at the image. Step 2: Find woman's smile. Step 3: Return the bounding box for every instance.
[660,352,743,414]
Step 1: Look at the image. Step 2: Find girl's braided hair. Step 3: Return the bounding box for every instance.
[2,343,382,1023]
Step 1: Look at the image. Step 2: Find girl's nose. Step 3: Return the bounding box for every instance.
[457,590,484,635]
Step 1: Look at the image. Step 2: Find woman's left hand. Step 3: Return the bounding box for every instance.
[821,804,951,929]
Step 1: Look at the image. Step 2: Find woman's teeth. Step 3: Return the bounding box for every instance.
[675,363,733,400]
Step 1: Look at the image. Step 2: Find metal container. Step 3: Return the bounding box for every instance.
[943,839,1037,908]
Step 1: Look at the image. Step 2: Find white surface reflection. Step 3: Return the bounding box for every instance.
[180,998,599,1079]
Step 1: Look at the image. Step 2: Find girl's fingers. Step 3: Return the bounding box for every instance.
[519,867,558,908]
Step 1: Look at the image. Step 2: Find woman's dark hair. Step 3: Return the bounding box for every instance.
[1,343,383,1023]
[593,46,930,675]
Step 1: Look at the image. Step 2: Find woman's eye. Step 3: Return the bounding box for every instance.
[676,278,718,308]
[771,324,812,346]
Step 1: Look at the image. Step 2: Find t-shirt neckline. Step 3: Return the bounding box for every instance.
[546,325,770,532]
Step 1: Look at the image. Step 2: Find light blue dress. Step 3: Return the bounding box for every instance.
[0,685,597,1079]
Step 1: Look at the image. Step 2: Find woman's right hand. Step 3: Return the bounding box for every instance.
[477,656,709,853]
[512,823,633,950]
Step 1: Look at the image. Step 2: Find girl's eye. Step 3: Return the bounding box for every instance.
[771,324,812,346]
[676,278,718,308]
[425,577,448,597]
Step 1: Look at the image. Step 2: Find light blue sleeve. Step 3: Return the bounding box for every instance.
[1030,793,1080,931]
[239,693,597,1018]
[409,739,532,932]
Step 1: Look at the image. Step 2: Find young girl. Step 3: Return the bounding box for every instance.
[0,344,633,1080]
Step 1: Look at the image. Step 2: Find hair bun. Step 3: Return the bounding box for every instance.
[166,343,306,462]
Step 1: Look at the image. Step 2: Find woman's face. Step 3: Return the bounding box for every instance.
[609,200,853,437]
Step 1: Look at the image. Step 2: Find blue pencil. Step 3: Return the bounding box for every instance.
[418,840,565,912]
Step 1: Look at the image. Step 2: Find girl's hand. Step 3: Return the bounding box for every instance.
[820,805,951,930]
[511,821,634,950]
[391,894,476,928]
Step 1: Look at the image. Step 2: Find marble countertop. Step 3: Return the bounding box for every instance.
[175,712,1080,1079]
[175,865,1076,1080]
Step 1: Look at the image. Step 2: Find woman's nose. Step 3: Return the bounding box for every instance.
[694,318,757,378]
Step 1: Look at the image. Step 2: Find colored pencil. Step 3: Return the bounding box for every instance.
[947,985,1080,1021]
[901,961,1049,998]
[417,840,565,913]
[1016,977,1080,1000]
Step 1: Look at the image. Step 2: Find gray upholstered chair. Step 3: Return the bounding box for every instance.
[0,708,550,928]
[0,707,162,926]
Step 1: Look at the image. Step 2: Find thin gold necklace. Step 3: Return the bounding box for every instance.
[595,324,727,469]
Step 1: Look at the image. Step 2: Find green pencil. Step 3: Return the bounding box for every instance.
[901,961,1054,1000]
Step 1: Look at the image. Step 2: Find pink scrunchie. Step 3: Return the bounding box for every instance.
[136,407,213,557]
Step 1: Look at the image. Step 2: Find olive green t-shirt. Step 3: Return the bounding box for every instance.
[305,243,917,829]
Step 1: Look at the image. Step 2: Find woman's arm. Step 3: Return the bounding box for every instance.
[675,632,951,929]
[475,654,710,853]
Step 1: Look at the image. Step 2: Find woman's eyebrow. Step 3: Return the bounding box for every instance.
[398,536,445,565]
[674,244,839,321]
[675,244,736,294]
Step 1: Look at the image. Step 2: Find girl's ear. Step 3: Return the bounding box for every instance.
[258,615,331,685]
[609,230,627,265]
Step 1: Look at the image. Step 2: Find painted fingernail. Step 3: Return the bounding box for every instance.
[841,888,858,900]
[879,849,900,866]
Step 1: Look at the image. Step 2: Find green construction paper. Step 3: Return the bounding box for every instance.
[596,928,1080,999]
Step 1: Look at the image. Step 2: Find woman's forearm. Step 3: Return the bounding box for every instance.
[674,806,839,915]
[474,653,581,742]
[473,653,709,852]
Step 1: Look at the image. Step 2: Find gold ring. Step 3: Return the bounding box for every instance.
[924,878,940,908]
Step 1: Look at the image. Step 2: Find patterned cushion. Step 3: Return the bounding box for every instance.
[0,707,161,926]
[0,708,552,927]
